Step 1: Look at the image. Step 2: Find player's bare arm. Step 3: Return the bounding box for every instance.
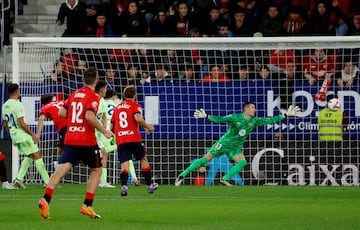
[58,106,67,118]
[2,120,10,134]
[134,113,154,134]
[85,110,113,138]
[36,114,46,139]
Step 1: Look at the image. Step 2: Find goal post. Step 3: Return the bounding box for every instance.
[11,36,360,186]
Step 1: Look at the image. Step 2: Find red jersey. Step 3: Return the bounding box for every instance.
[302,54,338,79]
[63,86,100,146]
[39,101,67,133]
[268,50,296,70]
[111,99,142,145]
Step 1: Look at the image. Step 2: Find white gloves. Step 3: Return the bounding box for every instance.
[286,105,301,117]
[194,109,207,119]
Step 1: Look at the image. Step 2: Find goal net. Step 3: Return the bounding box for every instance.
[11,37,360,186]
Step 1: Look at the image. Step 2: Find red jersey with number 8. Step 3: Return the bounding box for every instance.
[39,101,67,133]
[63,86,100,146]
[111,99,142,145]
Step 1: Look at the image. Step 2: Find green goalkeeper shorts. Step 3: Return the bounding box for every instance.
[208,141,243,160]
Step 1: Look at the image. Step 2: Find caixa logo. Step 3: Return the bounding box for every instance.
[69,126,85,132]
[251,148,359,186]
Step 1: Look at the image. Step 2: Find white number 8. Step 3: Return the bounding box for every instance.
[119,111,128,128]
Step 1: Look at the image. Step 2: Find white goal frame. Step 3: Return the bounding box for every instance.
[11,36,360,186]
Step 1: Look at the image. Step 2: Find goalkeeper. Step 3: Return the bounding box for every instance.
[175,102,301,186]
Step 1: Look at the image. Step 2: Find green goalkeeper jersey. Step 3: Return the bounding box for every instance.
[209,113,284,149]
[1,99,29,143]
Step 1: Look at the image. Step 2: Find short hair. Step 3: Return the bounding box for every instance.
[41,94,54,105]
[8,83,19,95]
[242,101,255,112]
[105,89,117,99]
[83,67,98,85]
[123,85,136,99]
[95,79,107,93]
[326,94,338,102]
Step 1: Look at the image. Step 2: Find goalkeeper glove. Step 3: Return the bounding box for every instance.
[285,105,301,117]
[194,109,208,119]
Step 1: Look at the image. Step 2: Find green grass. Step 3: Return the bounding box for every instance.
[1,185,359,230]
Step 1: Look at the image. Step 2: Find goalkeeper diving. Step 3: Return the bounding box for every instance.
[175,102,301,186]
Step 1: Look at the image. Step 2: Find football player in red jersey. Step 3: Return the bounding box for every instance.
[38,67,113,220]
[111,85,158,196]
[36,94,68,155]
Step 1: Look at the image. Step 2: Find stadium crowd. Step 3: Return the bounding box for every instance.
[4,1,359,101]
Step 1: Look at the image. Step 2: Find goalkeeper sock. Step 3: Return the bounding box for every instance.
[17,157,33,181]
[128,160,137,181]
[35,158,50,184]
[179,157,208,178]
[100,168,107,183]
[222,159,247,181]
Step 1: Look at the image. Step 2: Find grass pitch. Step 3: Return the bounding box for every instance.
[1,185,359,230]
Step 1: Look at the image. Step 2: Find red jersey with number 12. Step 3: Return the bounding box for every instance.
[39,101,67,133]
[63,86,100,146]
[111,99,142,145]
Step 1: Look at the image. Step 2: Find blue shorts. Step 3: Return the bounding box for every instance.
[117,142,146,164]
[58,126,67,149]
[59,145,102,168]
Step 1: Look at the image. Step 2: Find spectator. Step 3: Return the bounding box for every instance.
[100,64,122,93]
[57,0,87,37]
[282,6,307,36]
[217,22,233,37]
[229,0,259,23]
[167,1,198,36]
[44,60,66,85]
[150,9,172,36]
[234,65,253,81]
[139,0,160,35]
[180,65,198,83]
[115,0,148,37]
[267,48,296,74]
[257,65,272,80]
[121,64,143,86]
[201,5,224,37]
[109,0,130,23]
[306,1,335,36]
[202,64,231,82]
[67,58,88,91]
[256,4,283,37]
[336,59,359,89]
[333,1,360,36]
[129,48,155,80]
[87,12,115,36]
[150,64,172,83]
[277,60,299,109]
[81,0,110,32]
[303,48,338,86]
[158,49,185,81]
[229,7,254,37]
[331,0,358,35]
